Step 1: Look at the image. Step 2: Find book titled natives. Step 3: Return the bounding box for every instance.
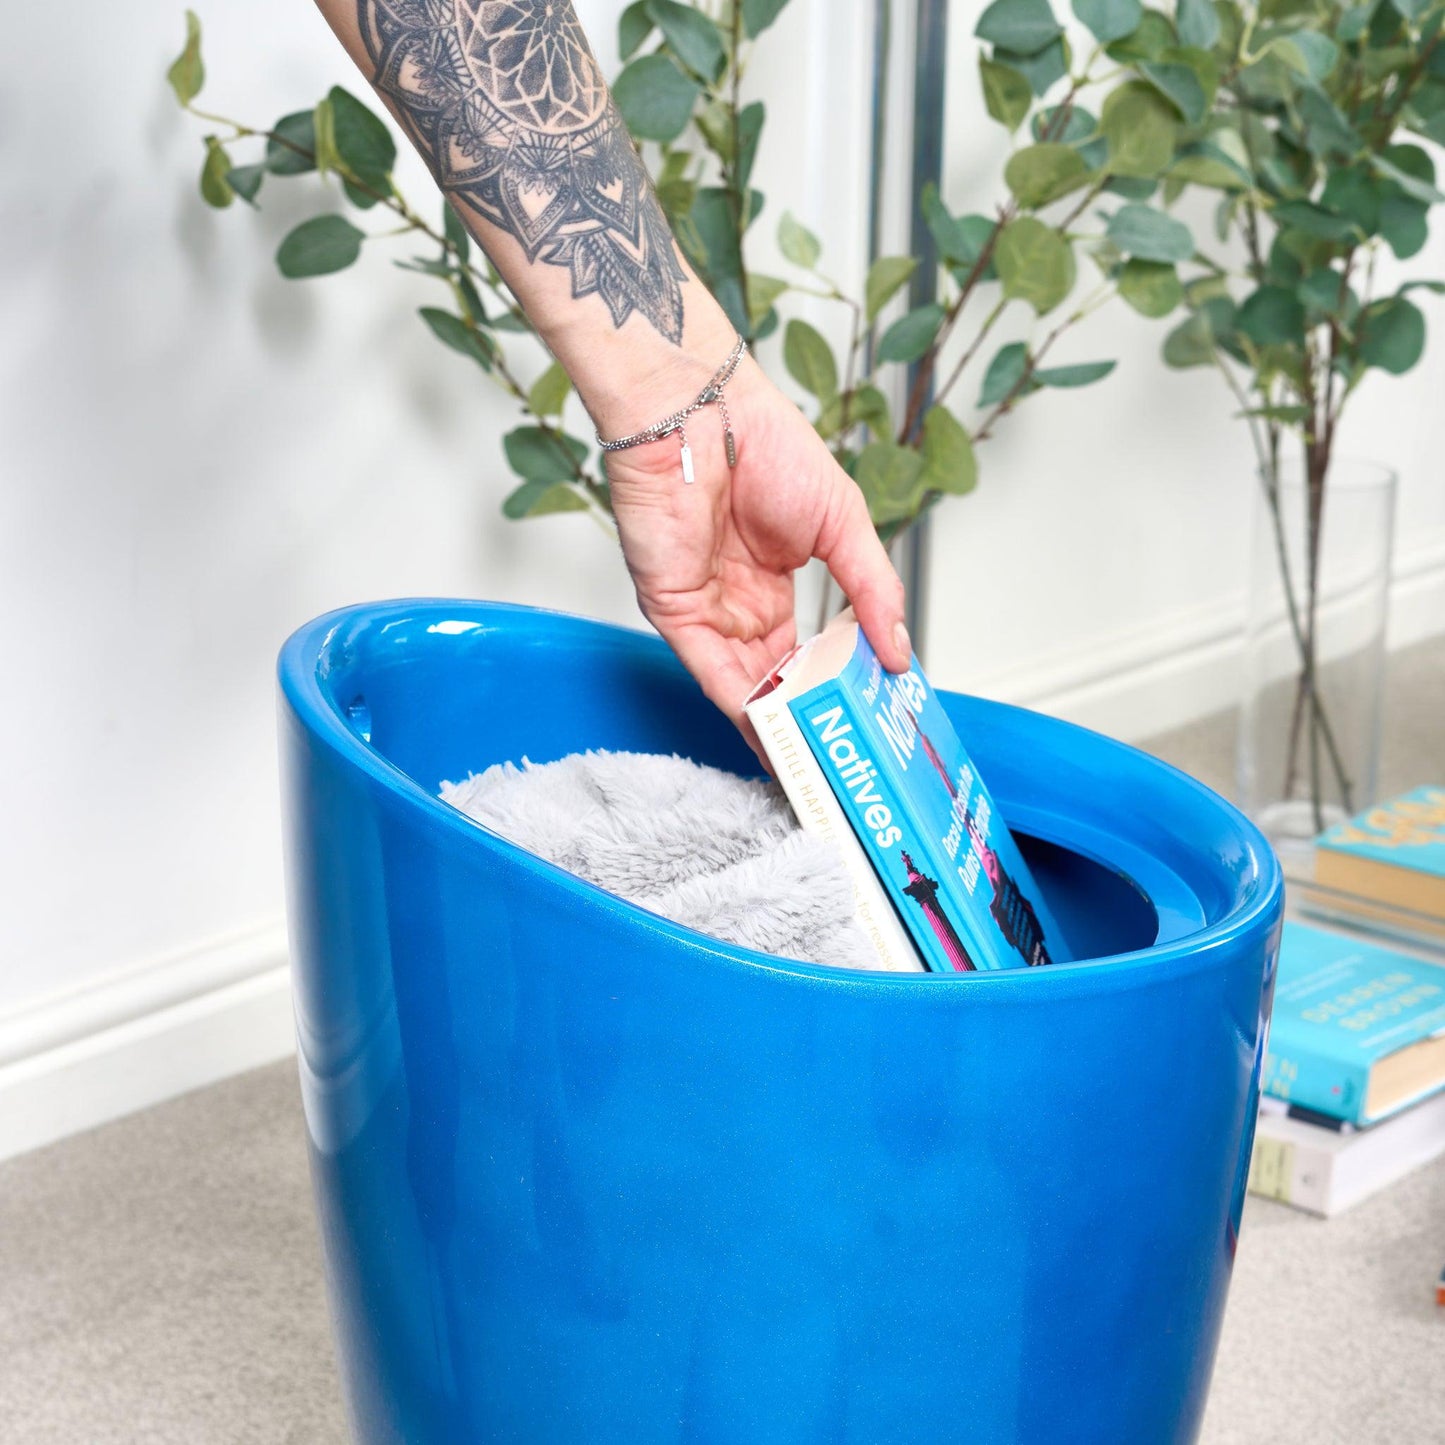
[1263,920,1445,1126]
[747,608,1074,973]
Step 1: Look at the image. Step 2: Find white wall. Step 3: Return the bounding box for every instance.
[1,0,1440,1153]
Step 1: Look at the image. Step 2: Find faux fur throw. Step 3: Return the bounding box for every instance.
[440,751,876,969]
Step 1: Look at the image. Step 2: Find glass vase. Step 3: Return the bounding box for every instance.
[1237,457,1398,866]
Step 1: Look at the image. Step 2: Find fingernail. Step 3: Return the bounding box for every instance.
[893,622,912,662]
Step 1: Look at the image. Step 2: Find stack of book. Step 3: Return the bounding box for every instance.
[1248,919,1445,1216]
[745,608,1076,974]
[1290,786,1445,949]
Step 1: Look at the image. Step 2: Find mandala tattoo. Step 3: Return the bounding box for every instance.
[358,0,687,341]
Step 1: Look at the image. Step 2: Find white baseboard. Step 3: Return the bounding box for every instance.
[0,925,294,1165]
[975,529,1445,742]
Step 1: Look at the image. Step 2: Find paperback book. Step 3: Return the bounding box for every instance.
[748,609,1074,973]
[1248,1090,1445,1217]
[1300,787,1445,945]
[1263,920,1445,1125]
[744,660,922,973]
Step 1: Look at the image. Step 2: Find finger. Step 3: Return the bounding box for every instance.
[658,619,769,731]
[815,476,912,673]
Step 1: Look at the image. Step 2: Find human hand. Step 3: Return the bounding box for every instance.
[604,357,911,737]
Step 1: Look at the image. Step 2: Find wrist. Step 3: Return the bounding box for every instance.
[542,289,741,440]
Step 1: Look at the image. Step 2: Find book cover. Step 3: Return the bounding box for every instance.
[779,612,1074,971]
[1247,1090,1445,1216]
[743,665,923,973]
[1315,786,1445,923]
[1263,921,1445,1125]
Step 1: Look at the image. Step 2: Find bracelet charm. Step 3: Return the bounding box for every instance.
[596,335,747,484]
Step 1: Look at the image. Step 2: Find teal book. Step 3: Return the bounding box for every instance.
[753,609,1074,972]
[1263,921,1445,1125]
[1315,786,1445,925]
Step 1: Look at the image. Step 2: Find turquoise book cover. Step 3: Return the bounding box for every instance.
[1315,787,1445,923]
[790,628,1074,971]
[1263,921,1445,1125]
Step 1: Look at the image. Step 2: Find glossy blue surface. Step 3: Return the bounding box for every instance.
[278,600,1283,1445]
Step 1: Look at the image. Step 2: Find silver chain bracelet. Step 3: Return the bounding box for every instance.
[595,334,748,484]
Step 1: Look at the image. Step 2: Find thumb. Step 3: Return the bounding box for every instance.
[815,472,912,673]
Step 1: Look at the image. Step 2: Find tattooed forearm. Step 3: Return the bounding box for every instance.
[358,0,686,342]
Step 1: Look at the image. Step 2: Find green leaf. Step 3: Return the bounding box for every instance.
[167,10,205,107]
[975,0,1064,55]
[1004,143,1091,207]
[1298,268,1357,319]
[1107,9,1177,61]
[978,342,1033,406]
[444,201,471,262]
[328,86,396,185]
[502,479,590,520]
[747,273,790,331]
[980,58,1034,132]
[854,442,926,526]
[1358,297,1426,374]
[817,385,894,441]
[1101,82,1182,178]
[995,217,1076,313]
[619,1,654,59]
[919,406,978,496]
[1162,311,1216,367]
[311,98,341,178]
[199,137,234,209]
[1033,103,1100,145]
[1284,31,1338,82]
[1118,259,1183,316]
[1295,88,1362,161]
[504,426,589,485]
[850,385,895,437]
[266,111,318,176]
[276,215,365,278]
[1370,154,1445,207]
[783,319,839,401]
[613,54,700,143]
[996,38,1069,95]
[646,0,725,81]
[736,102,765,192]
[1336,4,1375,42]
[1319,166,1382,235]
[688,186,745,283]
[1072,0,1143,44]
[1175,0,1219,49]
[226,163,265,205]
[1139,61,1208,124]
[1034,359,1116,386]
[877,303,946,364]
[866,256,920,322]
[923,186,998,272]
[528,362,572,418]
[742,0,792,38]
[343,177,386,209]
[778,211,822,269]
[1271,200,1359,242]
[1105,203,1195,262]
[1381,197,1429,260]
[1236,285,1305,346]
[419,307,496,369]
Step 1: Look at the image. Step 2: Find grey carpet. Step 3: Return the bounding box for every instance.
[2,634,1441,1443]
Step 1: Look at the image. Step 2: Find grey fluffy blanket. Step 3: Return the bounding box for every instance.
[440,751,875,969]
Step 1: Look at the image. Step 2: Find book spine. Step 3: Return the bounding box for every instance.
[1263,1041,1371,1126]
[745,694,922,973]
[833,637,1060,969]
[791,683,984,974]
[1247,1126,1335,1216]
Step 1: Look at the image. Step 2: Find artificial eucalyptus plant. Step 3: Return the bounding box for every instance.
[968,0,1443,819]
[166,1,1130,544]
